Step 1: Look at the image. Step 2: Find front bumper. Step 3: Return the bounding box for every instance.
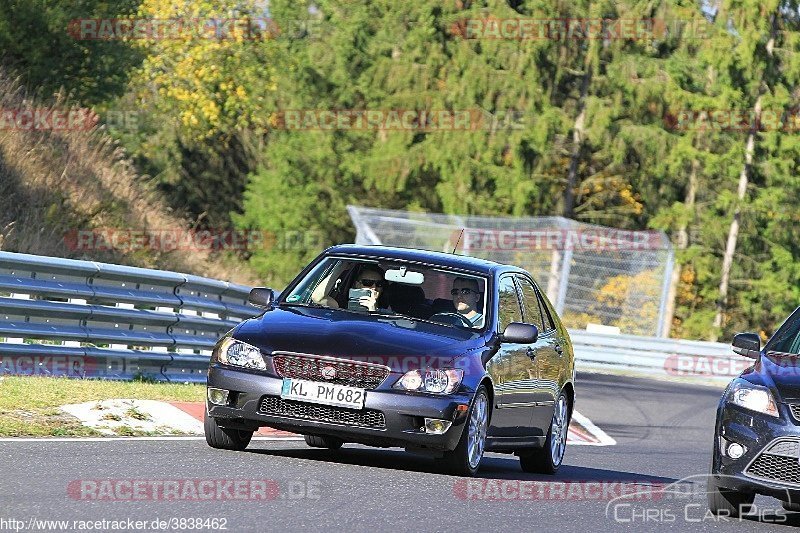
[714,401,800,502]
[206,365,472,452]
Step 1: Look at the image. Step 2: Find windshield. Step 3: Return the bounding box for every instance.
[282,257,488,330]
[765,308,800,354]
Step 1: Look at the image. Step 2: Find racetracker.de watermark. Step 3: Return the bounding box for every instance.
[664,109,800,132]
[0,108,96,131]
[449,18,712,40]
[452,228,666,251]
[453,479,670,501]
[0,355,96,377]
[663,354,752,378]
[268,109,524,131]
[664,353,800,378]
[67,17,323,41]
[67,479,321,501]
[63,228,323,253]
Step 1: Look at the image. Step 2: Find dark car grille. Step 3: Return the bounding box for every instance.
[745,439,800,485]
[272,353,390,390]
[258,395,386,429]
[789,404,800,422]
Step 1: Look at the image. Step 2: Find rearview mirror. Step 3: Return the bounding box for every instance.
[501,322,538,344]
[248,287,274,309]
[732,332,760,359]
[384,267,424,285]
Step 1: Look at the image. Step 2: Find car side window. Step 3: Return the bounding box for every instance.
[515,276,546,331]
[497,276,522,332]
[535,287,557,332]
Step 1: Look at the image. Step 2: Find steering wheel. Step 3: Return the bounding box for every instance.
[429,312,473,328]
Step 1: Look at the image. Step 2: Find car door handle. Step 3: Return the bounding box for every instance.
[526,347,536,359]
[554,344,563,355]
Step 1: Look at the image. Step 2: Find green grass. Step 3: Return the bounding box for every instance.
[0,376,205,437]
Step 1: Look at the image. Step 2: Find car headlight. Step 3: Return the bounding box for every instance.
[727,380,779,417]
[394,368,464,394]
[214,337,266,371]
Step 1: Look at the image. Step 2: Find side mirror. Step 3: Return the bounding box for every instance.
[501,322,538,344]
[732,332,760,359]
[248,287,274,309]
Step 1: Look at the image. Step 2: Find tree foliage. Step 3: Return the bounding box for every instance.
[3,0,800,339]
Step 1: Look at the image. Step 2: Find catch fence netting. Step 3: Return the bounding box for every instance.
[347,206,674,336]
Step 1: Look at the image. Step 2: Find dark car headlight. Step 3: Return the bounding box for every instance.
[726,380,779,418]
[393,368,464,394]
[214,338,266,371]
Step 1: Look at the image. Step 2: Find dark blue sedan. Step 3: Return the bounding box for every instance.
[709,308,800,515]
[204,245,575,476]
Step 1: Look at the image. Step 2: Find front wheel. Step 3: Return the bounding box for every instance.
[519,392,570,474]
[204,414,253,451]
[782,501,800,512]
[442,385,490,476]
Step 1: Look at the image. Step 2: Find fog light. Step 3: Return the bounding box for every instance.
[207,387,230,406]
[424,418,452,435]
[727,442,745,459]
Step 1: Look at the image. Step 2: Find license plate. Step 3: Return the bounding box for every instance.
[280,378,365,410]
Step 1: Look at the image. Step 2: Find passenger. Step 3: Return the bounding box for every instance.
[451,277,483,326]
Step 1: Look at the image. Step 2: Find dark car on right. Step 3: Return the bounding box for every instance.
[709,307,800,516]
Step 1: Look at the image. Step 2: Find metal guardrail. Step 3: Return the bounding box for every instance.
[571,331,740,384]
[0,251,743,385]
[0,252,259,382]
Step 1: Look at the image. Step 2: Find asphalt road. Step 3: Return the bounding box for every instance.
[2,373,799,532]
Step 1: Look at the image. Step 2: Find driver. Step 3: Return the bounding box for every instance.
[451,277,483,327]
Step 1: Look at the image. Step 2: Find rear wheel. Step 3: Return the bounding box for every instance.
[204,414,253,451]
[304,435,344,449]
[707,475,755,517]
[442,385,489,477]
[519,392,569,474]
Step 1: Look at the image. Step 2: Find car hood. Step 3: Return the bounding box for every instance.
[231,305,488,370]
[745,352,800,400]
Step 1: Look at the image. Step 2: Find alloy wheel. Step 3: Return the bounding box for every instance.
[550,395,569,467]
[467,391,489,469]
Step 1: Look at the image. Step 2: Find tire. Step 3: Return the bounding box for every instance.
[782,501,800,512]
[204,414,253,451]
[442,385,490,477]
[304,434,344,449]
[519,392,570,475]
[707,475,755,517]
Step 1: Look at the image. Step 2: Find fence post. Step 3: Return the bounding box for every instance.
[555,248,572,315]
[656,248,676,338]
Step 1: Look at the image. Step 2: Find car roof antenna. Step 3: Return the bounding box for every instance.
[452,228,465,254]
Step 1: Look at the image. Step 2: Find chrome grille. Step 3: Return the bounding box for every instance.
[259,395,386,429]
[746,438,800,485]
[272,353,390,390]
[789,404,800,422]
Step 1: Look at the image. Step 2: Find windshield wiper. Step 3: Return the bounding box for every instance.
[278,301,326,309]
[766,350,799,357]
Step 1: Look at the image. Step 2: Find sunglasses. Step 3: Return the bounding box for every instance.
[451,288,479,296]
[359,279,385,288]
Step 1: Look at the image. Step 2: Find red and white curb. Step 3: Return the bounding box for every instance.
[568,411,616,446]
